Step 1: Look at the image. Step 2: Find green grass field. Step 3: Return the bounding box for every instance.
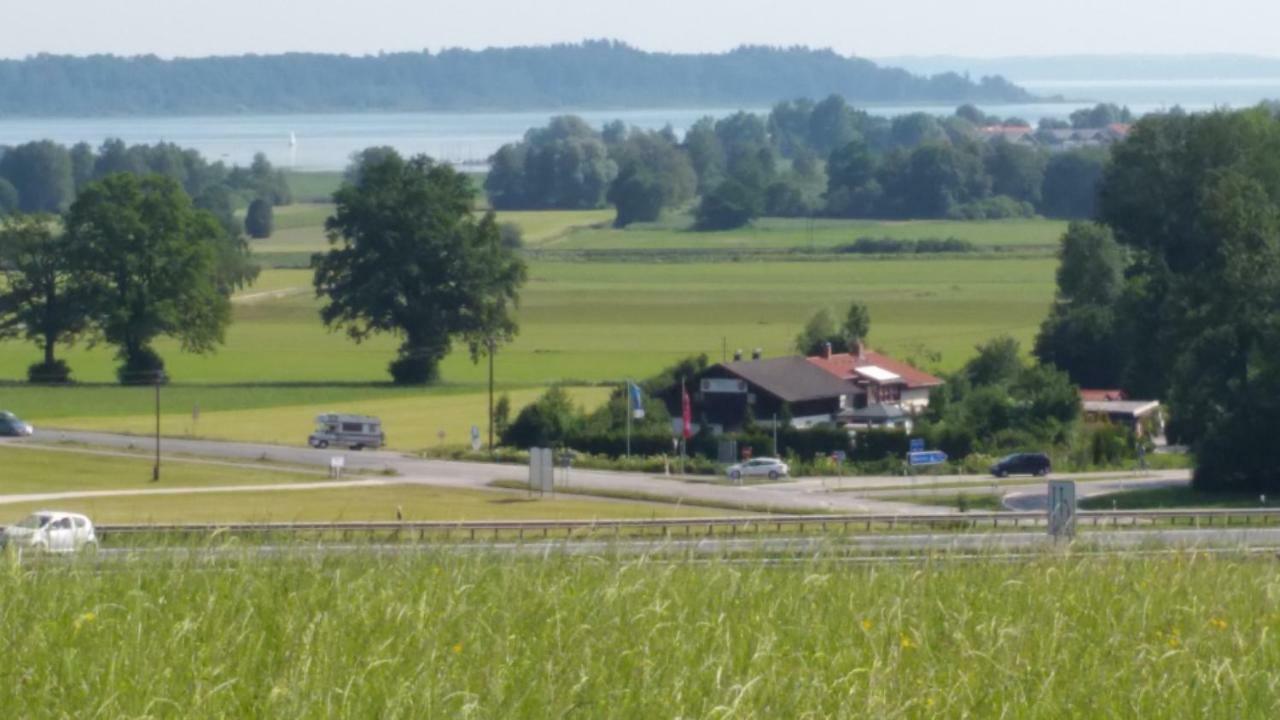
[0,446,722,523]
[1081,485,1271,510]
[0,445,319,494]
[1,383,610,451]
[0,485,722,524]
[3,551,1276,716]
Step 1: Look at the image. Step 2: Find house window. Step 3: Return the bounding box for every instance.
[877,385,901,402]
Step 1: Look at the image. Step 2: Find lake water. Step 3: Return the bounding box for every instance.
[0,79,1276,171]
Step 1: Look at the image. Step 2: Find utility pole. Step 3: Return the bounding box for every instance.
[152,370,165,482]
[487,336,495,457]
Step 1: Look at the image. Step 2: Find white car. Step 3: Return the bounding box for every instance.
[0,410,34,437]
[0,511,98,554]
[726,457,790,482]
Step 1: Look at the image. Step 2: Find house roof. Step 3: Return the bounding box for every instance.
[1080,388,1127,402]
[719,357,855,403]
[807,350,943,389]
[1083,400,1160,417]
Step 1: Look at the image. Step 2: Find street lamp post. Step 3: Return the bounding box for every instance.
[152,370,165,482]
[487,336,496,457]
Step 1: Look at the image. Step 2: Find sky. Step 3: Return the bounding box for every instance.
[3,0,1280,60]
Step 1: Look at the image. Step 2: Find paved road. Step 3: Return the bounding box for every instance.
[5,431,947,515]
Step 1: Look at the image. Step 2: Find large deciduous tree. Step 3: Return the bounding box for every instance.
[66,174,233,384]
[0,141,74,213]
[1034,222,1128,388]
[606,129,697,227]
[0,214,89,383]
[314,151,527,385]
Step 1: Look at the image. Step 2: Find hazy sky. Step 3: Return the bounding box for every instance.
[3,0,1280,60]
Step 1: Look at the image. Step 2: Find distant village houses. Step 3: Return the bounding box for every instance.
[664,342,943,437]
[979,123,1132,150]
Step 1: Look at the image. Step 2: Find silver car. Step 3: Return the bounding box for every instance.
[1,511,98,554]
[726,457,790,482]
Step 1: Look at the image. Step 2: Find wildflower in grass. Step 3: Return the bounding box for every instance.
[900,634,916,650]
[453,642,464,654]
[72,611,96,634]
[861,619,873,631]
[1209,618,1228,631]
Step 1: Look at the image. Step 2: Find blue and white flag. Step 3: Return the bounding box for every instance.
[627,381,645,419]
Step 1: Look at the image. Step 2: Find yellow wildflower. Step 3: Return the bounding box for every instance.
[73,611,97,633]
[900,634,916,650]
[1209,618,1228,631]
[452,642,464,654]
[861,619,873,631]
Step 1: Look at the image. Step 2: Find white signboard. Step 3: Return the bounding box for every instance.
[701,378,748,394]
[329,455,345,479]
[1047,480,1077,539]
[528,447,555,493]
[470,425,482,451]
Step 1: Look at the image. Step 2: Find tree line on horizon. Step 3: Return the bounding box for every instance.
[0,42,1032,116]
[484,98,1134,228]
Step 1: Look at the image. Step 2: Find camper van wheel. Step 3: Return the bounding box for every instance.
[352,444,364,452]
[315,440,329,449]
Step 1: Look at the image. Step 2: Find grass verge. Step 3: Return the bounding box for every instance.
[2,551,1276,716]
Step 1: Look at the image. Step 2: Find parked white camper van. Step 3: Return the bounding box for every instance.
[308,413,385,450]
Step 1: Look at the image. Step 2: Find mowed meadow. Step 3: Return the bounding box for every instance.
[3,551,1278,717]
[0,204,1059,449]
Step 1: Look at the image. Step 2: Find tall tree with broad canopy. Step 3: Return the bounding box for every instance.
[314,152,527,385]
[65,174,233,384]
[0,214,89,382]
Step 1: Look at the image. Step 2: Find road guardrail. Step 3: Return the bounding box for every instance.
[93,508,1280,542]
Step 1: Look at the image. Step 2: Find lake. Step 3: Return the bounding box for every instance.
[0,79,1275,171]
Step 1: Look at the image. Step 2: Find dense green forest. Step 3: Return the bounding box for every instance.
[0,41,1033,116]
[486,99,1124,225]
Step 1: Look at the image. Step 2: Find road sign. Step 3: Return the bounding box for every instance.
[329,455,345,479]
[470,425,481,451]
[831,450,847,463]
[1048,480,1077,540]
[909,438,925,453]
[908,450,948,466]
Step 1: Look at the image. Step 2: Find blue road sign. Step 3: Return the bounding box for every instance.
[908,450,948,466]
[909,438,925,453]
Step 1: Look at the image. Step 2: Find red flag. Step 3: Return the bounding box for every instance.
[681,382,692,440]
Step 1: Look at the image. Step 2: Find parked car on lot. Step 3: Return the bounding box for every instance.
[308,413,384,450]
[0,411,34,437]
[726,457,790,481]
[0,511,97,554]
[990,452,1052,478]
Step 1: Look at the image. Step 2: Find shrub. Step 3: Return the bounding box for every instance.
[26,359,71,384]
[502,386,582,448]
[244,197,274,239]
[116,346,166,385]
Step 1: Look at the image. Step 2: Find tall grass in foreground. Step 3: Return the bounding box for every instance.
[3,549,1279,717]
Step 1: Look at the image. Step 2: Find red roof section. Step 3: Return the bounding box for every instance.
[806,350,943,389]
[1080,388,1127,402]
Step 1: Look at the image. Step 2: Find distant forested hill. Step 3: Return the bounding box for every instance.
[0,41,1033,116]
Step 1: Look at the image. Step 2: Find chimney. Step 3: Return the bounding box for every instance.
[751,348,762,361]
[733,349,743,362]
[821,342,833,359]
[848,339,865,359]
